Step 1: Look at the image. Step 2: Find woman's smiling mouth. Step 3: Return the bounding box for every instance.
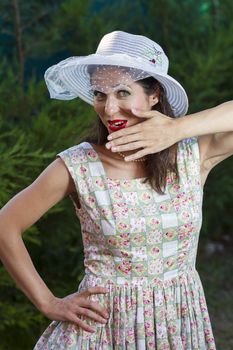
[108,119,128,131]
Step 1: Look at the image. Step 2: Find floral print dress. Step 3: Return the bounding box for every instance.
[34,137,216,350]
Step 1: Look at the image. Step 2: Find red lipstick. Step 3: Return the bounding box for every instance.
[108,119,127,131]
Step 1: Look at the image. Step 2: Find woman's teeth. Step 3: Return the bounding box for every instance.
[108,120,127,131]
[113,121,124,126]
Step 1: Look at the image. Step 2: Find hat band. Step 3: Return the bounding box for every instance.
[81,53,168,74]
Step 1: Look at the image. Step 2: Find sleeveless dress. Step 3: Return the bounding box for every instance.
[34,137,216,350]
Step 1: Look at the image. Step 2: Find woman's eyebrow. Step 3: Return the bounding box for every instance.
[112,84,131,89]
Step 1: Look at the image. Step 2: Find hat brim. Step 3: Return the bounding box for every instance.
[44,54,189,117]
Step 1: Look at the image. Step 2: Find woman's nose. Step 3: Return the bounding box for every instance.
[104,95,120,115]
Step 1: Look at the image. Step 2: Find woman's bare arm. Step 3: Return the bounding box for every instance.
[0,158,74,310]
[0,158,109,331]
[105,101,233,166]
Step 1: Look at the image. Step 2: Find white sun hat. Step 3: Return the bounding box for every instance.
[44,31,188,117]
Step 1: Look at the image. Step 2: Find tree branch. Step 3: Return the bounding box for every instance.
[12,0,25,87]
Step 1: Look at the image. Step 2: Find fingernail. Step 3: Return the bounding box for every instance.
[107,135,112,140]
[105,142,111,149]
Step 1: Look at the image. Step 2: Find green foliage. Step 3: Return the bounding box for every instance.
[0,60,93,348]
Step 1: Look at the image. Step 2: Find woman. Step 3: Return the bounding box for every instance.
[0,31,232,349]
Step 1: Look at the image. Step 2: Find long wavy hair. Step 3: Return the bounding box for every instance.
[84,76,179,194]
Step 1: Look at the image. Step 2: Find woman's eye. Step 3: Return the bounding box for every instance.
[118,90,130,97]
[93,90,105,99]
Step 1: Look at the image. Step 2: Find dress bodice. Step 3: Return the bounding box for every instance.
[58,137,203,285]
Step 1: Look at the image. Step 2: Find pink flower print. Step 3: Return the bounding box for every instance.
[132,247,147,260]
[148,258,163,274]
[107,179,119,190]
[143,205,158,216]
[86,195,96,207]
[178,252,187,265]
[157,309,165,318]
[113,190,123,202]
[130,217,146,233]
[153,290,164,307]
[71,149,86,163]
[116,221,129,232]
[201,305,208,312]
[79,179,89,194]
[172,192,189,210]
[166,305,176,320]
[113,203,128,219]
[181,334,188,347]
[90,261,99,272]
[199,296,206,304]
[145,308,153,317]
[178,232,185,241]
[132,233,145,245]
[134,263,145,275]
[129,207,142,216]
[122,180,134,190]
[181,304,187,317]
[119,233,130,248]
[143,289,152,304]
[148,339,156,348]
[150,246,161,256]
[108,237,117,247]
[101,207,111,218]
[59,332,74,345]
[178,223,193,240]
[139,191,153,203]
[121,250,132,259]
[90,207,100,220]
[179,210,191,223]
[117,260,132,275]
[126,328,135,343]
[148,217,160,227]
[165,229,176,240]
[166,172,177,184]
[113,296,121,313]
[171,337,182,347]
[157,322,167,338]
[87,149,98,161]
[147,230,163,244]
[182,239,190,250]
[124,191,138,205]
[166,257,175,269]
[159,203,170,212]
[168,324,177,334]
[145,320,154,337]
[172,184,181,193]
[95,178,104,189]
[79,165,88,175]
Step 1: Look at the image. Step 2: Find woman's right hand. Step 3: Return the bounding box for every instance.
[42,286,109,333]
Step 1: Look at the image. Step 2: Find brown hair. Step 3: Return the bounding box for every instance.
[84,76,179,194]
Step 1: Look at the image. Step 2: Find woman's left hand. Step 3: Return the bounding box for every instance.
[105,108,182,161]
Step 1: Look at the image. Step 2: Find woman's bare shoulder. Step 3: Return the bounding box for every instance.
[0,158,76,233]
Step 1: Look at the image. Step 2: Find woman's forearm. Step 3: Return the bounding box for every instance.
[0,228,54,313]
[178,101,233,139]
